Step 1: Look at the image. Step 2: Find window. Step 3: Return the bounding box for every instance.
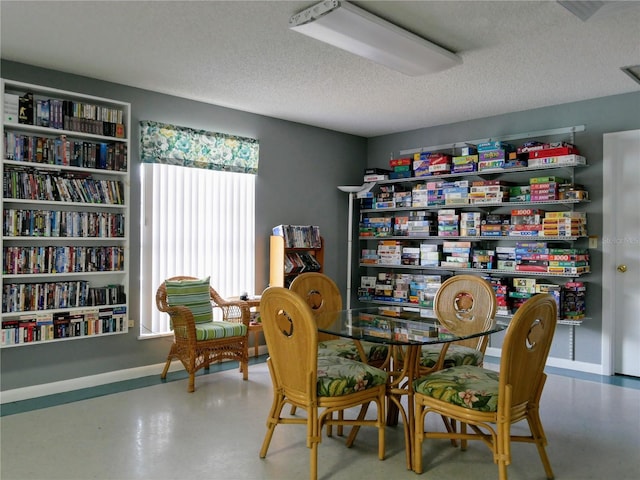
[139,121,258,336]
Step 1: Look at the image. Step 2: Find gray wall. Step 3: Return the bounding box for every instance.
[366,92,640,364]
[0,61,367,391]
[2,60,639,391]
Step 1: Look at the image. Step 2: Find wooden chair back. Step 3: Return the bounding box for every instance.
[500,293,557,407]
[434,275,497,352]
[260,286,319,405]
[289,272,343,341]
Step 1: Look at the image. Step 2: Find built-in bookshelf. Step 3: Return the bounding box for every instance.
[1,79,130,347]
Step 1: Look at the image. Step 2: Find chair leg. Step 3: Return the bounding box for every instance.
[187,352,196,393]
[160,357,172,380]
[345,404,369,447]
[413,402,425,474]
[310,406,320,480]
[260,392,285,458]
[528,412,555,479]
[160,345,177,380]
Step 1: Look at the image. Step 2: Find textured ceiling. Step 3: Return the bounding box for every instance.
[1,1,639,137]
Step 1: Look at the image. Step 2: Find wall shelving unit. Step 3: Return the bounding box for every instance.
[1,79,130,347]
[355,125,590,357]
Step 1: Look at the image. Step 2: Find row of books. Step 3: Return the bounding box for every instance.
[1,306,127,346]
[3,169,125,204]
[3,281,126,314]
[284,252,322,275]
[4,132,128,171]
[8,91,126,138]
[272,224,322,248]
[3,245,125,275]
[3,209,125,238]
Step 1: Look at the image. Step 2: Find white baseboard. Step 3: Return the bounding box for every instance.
[485,347,605,375]
[1,345,269,405]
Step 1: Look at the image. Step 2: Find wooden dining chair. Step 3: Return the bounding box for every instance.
[420,274,498,374]
[289,272,389,366]
[413,293,558,480]
[156,276,250,392]
[258,287,387,480]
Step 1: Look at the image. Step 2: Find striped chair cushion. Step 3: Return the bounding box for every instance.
[414,364,499,412]
[165,277,213,324]
[317,355,388,397]
[195,320,247,341]
[318,338,389,364]
[419,344,484,369]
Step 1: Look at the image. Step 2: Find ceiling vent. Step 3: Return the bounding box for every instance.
[621,65,640,86]
[558,1,605,21]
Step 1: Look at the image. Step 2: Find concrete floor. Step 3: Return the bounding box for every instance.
[1,360,639,480]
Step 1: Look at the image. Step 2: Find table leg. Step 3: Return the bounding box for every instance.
[385,344,420,470]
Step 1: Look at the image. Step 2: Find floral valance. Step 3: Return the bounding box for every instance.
[140,121,259,174]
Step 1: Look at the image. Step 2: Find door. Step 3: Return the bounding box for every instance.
[603,130,640,377]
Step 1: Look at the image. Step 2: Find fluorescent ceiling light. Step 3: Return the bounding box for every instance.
[289,0,462,76]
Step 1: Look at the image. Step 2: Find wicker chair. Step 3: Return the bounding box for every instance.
[391,275,497,432]
[156,276,250,393]
[258,287,387,480]
[413,293,558,480]
[420,274,498,373]
[289,272,389,367]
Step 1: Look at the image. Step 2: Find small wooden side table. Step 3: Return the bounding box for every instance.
[229,295,262,357]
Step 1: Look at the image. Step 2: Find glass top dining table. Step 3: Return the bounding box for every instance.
[315,306,507,471]
[315,306,506,346]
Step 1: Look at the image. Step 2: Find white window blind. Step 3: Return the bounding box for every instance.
[140,163,255,335]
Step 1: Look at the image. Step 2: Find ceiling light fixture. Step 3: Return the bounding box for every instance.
[289,0,462,76]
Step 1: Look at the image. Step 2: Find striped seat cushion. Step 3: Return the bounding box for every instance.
[317,355,387,397]
[419,344,484,369]
[414,364,499,412]
[318,338,389,364]
[195,320,247,341]
[165,277,213,324]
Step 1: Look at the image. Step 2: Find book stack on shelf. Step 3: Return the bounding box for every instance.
[3,169,124,204]
[3,209,125,238]
[272,224,321,249]
[7,90,126,138]
[284,252,322,275]
[1,305,127,346]
[4,131,127,170]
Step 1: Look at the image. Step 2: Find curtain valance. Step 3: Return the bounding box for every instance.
[140,120,259,174]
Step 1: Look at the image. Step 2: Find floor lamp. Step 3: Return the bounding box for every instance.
[338,184,373,309]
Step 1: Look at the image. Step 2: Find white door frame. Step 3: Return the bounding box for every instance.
[601,133,615,375]
[601,129,639,376]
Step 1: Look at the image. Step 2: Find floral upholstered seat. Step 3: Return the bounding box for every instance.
[317,355,388,396]
[418,344,484,369]
[318,339,389,365]
[413,364,499,412]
